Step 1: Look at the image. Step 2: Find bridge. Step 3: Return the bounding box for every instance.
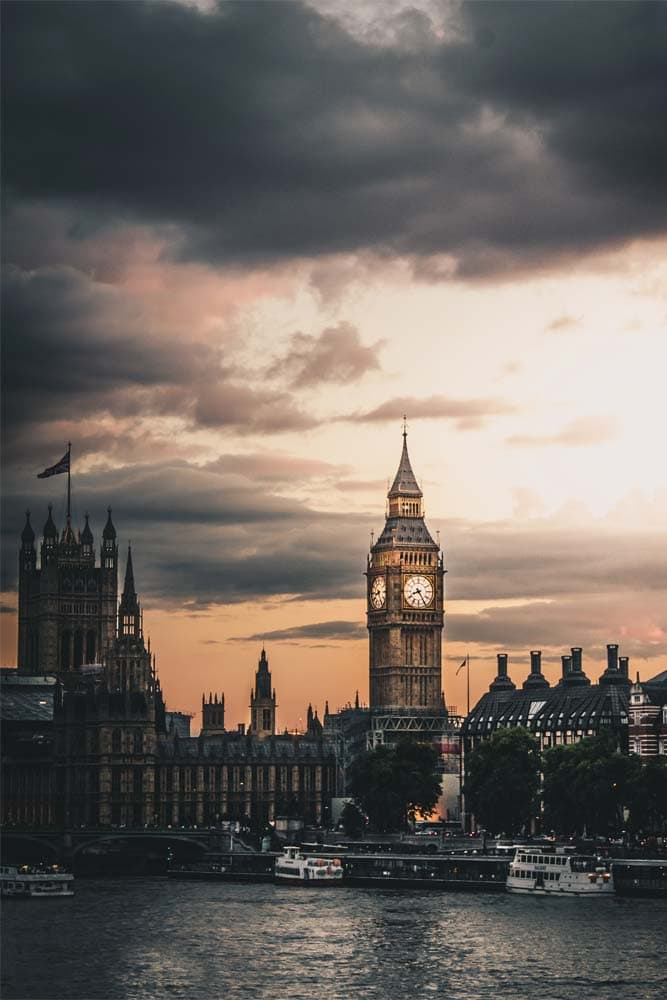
[0,826,254,867]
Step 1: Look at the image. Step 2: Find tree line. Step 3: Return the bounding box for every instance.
[465,727,667,838]
[342,731,667,838]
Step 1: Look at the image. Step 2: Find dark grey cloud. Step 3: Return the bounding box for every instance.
[230,621,366,642]
[1,461,373,606]
[205,452,345,484]
[267,322,382,388]
[0,264,317,460]
[446,519,667,602]
[3,1,666,277]
[448,598,667,664]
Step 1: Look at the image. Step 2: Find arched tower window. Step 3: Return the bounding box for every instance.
[112,729,122,753]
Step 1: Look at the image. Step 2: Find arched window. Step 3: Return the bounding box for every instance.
[133,731,143,754]
[112,728,122,753]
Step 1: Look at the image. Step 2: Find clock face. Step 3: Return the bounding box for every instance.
[370,576,386,609]
[404,574,434,608]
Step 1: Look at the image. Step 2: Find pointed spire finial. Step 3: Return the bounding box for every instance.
[402,413,408,439]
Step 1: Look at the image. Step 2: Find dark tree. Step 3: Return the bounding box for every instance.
[340,801,365,838]
[627,759,667,835]
[542,733,642,837]
[349,738,441,832]
[464,727,541,836]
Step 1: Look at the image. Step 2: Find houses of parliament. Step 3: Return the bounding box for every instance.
[2,430,459,831]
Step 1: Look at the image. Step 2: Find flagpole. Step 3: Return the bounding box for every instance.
[466,653,470,716]
[67,442,72,519]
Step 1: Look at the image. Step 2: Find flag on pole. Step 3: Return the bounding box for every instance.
[37,451,70,479]
[456,657,467,675]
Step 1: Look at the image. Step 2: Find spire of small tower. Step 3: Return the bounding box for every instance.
[81,513,93,545]
[43,504,57,539]
[122,544,136,600]
[388,421,422,498]
[118,543,141,640]
[354,690,360,709]
[103,507,116,540]
[21,510,35,546]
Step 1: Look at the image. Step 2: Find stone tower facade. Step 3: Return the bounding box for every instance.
[366,430,446,741]
[106,545,154,692]
[249,648,276,738]
[17,507,118,675]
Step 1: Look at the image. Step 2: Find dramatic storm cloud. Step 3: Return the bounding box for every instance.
[2,0,666,722]
[3,1,666,274]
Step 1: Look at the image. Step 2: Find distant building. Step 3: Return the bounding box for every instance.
[2,512,334,831]
[629,671,667,760]
[17,507,118,674]
[463,646,631,753]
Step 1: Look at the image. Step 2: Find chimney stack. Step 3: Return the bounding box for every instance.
[561,654,572,679]
[606,644,619,673]
[489,652,515,691]
[523,649,549,690]
[619,656,629,678]
[571,647,582,672]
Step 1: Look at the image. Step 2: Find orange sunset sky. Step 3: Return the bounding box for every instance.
[2,0,667,733]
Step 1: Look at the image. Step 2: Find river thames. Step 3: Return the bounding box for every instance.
[2,879,665,1000]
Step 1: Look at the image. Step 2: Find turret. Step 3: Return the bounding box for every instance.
[118,545,141,640]
[249,647,276,738]
[202,692,226,734]
[20,510,36,573]
[81,513,94,561]
[41,505,58,564]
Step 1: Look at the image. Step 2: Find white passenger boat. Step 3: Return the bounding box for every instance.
[274,846,344,884]
[507,847,613,896]
[0,863,74,898]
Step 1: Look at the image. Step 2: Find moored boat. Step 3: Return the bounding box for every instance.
[0,863,74,898]
[507,846,613,896]
[274,846,344,884]
[611,859,667,898]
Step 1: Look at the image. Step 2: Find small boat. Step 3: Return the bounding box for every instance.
[274,846,344,885]
[507,847,613,896]
[0,863,74,898]
[611,859,667,898]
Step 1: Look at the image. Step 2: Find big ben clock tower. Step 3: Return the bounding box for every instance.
[366,427,447,743]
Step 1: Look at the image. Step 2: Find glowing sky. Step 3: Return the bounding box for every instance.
[2,1,666,732]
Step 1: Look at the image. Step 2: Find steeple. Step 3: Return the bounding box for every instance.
[43,504,57,539]
[249,647,276,738]
[388,421,423,516]
[81,513,93,545]
[118,544,141,640]
[103,507,116,540]
[21,510,35,546]
[122,544,136,601]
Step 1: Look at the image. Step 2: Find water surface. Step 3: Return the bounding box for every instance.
[2,879,665,999]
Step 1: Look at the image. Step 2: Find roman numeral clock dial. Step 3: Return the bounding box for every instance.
[370,575,386,609]
[403,574,434,609]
